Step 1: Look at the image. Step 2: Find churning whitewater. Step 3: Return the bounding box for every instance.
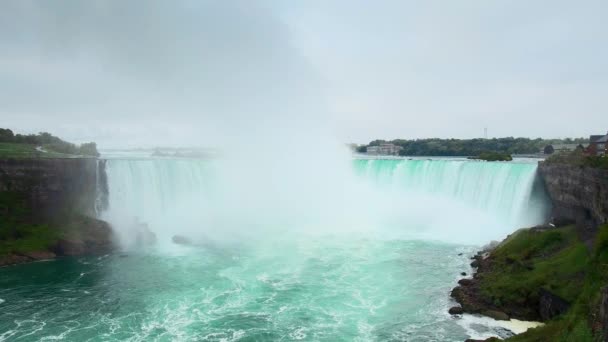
[0,156,549,341]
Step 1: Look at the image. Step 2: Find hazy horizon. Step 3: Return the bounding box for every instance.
[1,1,607,148]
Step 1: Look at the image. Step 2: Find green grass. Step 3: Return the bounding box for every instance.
[479,226,588,313]
[0,224,59,255]
[0,191,60,255]
[505,224,608,341]
[0,142,80,159]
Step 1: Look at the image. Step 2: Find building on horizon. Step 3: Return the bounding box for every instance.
[587,132,608,156]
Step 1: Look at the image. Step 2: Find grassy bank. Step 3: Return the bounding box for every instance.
[507,225,608,341]
[473,224,608,341]
[0,142,78,159]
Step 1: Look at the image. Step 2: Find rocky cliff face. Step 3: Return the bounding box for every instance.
[0,158,112,266]
[538,162,608,241]
[0,158,108,221]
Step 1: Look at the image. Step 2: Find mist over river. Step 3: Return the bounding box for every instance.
[0,156,549,341]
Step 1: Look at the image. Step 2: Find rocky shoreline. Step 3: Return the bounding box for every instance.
[0,216,114,267]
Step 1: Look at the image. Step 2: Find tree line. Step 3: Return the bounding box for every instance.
[356,137,588,156]
[0,128,99,157]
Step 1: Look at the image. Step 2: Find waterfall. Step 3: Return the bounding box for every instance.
[353,159,548,229]
[102,156,549,245]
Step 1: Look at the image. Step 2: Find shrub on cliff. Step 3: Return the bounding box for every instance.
[78,142,100,157]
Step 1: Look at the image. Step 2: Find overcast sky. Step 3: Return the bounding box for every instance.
[1,1,606,147]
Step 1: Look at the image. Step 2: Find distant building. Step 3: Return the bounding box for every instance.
[551,144,582,154]
[587,133,608,156]
[367,143,402,156]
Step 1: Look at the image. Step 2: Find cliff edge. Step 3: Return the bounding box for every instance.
[0,158,113,266]
[538,161,608,247]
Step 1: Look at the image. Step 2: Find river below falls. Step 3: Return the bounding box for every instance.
[0,235,535,341]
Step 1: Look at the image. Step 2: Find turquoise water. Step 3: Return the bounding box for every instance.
[0,238,482,341]
[0,157,547,341]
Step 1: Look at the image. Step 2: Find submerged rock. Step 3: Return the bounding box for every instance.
[461,272,467,276]
[449,306,464,315]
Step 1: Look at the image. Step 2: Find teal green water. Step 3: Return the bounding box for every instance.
[0,237,479,341]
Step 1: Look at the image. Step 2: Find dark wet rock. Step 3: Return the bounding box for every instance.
[482,310,510,321]
[458,253,463,256]
[458,278,474,286]
[449,306,464,315]
[54,217,114,256]
[539,288,570,320]
[172,235,193,246]
[0,254,31,267]
[470,260,480,268]
[20,251,56,260]
[461,272,467,276]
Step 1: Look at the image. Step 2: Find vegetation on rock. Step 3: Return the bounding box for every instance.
[468,152,513,161]
[360,137,587,156]
[0,128,99,158]
[543,149,608,169]
[453,224,608,341]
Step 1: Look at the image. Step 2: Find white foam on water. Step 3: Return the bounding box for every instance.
[458,313,544,340]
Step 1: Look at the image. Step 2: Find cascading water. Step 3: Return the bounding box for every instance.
[0,155,550,341]
[102,156,548,246]
[352,158,548,240]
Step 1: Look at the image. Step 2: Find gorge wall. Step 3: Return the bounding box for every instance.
[0,158,112,266]
[0,158,108,220]
[538,162,608,241]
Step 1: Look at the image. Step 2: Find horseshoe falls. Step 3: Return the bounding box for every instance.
[0,156,549,341]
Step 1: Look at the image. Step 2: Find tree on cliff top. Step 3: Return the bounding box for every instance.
[0,127,99,157]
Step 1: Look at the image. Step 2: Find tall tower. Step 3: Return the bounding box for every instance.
[484,127,488,139]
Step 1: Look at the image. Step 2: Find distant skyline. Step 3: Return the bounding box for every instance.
[1,1,606,147]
